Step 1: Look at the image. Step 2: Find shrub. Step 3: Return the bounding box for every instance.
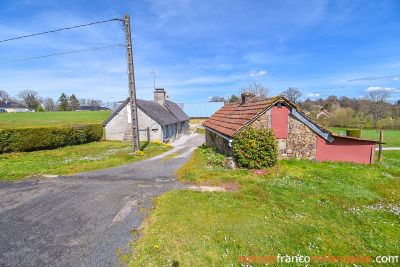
[232,127,278,169]
[0,124,103,153]
[346,129,361,138]
[135,150,144,156]
[203,148,225,166]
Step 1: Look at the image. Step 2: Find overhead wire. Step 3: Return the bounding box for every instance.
[0,18,124,43]
[0,44,125,65]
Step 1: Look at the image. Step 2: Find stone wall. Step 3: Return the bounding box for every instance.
[205,129,232,156]
[250,109,317,160]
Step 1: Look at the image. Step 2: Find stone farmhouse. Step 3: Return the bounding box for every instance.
[103,88,190,143]
[203,93,377,164]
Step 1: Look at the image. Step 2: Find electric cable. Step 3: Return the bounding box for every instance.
[0,18,124,43]
[0,44,124,65]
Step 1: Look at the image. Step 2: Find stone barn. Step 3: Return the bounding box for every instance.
[103,88,190,143]
[203,94,377,164]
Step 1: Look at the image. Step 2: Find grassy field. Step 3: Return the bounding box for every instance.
[330,127,400,147]
[0,111,111,128]
[125,147,400,266]
[0,141,171,182]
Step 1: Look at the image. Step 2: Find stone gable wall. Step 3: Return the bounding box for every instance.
[105,105,163,142]
[250,108,318,160]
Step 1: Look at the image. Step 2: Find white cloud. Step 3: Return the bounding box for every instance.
[250,70,267,77]
[363,87,400,92]
[393,77,399,81]
[307,93,320,97]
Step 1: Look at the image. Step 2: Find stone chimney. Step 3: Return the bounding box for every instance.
[241,92,255,104]
[154,88,166,105]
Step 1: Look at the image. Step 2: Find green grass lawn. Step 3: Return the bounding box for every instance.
[0,111,111,128]
[125,147,400,266]
[330,127,400,147]
[0,141,171,182]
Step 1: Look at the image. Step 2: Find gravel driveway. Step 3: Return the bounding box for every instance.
[0,134,204,267]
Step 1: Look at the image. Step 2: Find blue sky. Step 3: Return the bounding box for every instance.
[0,0,399,104]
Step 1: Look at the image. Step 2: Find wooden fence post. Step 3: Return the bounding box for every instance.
[378,130,384,162]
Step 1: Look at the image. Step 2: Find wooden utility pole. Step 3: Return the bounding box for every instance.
[124,14,140,153]
[378,130,384,162]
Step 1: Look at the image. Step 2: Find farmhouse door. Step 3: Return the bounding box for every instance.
[270,106,289,138]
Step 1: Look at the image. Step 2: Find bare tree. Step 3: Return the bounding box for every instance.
[17,89,41,110]
[89,99,103,106]
[106,101,118,109]
[365,90,391,127]
[44,98,56,111]
[239,81,269,100]
[282,87,302,103]
[0,90,12,101]
[79,98,87,106]
[210,96,225,102]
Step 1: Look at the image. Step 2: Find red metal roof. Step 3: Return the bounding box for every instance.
[331,133,378,143]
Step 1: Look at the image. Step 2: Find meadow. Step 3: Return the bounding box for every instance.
[0,110,111,128]
[125,147,400,266]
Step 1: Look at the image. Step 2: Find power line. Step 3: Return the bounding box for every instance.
[0,18,124,43]
[0,44,124,65]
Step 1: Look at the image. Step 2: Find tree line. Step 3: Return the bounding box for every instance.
[0,89,117,111]
[210,82,400,129]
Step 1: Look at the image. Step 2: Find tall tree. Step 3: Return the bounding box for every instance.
[239,81,269,100]
[69,94,80,111]
[0,90,12,101]
[229,94,239,103]
[365,90,391,127]
[17,89,41,110]
[58,93,69,111]
[282,87,302,103]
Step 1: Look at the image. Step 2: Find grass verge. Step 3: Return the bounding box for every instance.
[329,127,400,147]
[0,141,171,182]
[195,128,206,134]
[125,147,400,266]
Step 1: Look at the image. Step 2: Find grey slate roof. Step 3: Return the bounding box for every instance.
[76,106,109,111]
[0,101,27,109]
[165,100,190,122]
[103,98,189,127]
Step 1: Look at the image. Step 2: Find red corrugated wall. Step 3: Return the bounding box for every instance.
[316,135,375,164]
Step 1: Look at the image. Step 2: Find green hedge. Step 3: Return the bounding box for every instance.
[346,129,361,138]
[0,124,103,153]
[233,127,278,169]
